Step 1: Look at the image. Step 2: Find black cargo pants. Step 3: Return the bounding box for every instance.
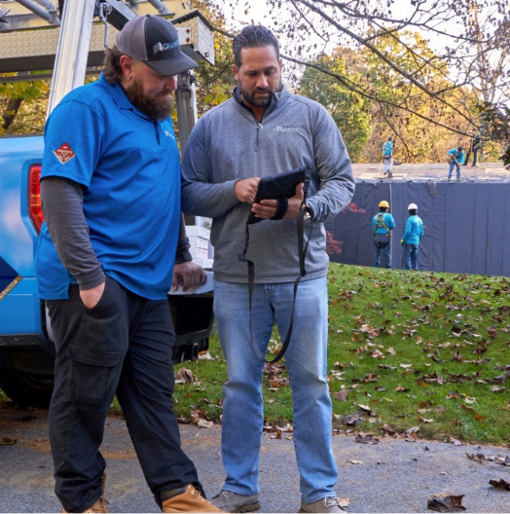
[46,276,201,513]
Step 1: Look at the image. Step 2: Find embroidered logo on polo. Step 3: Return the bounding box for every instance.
[153,41,179,54]
[0,256,22,303]
[53,142,76,164]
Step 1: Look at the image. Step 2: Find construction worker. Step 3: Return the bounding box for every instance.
[447,146,465,181]
[400,203,424,271]
[372,200,395,268]
[382,136,394,176]
[463,128,481,167]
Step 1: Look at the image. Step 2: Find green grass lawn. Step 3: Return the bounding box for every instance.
[173,264,510,445]
[3,264,510,445]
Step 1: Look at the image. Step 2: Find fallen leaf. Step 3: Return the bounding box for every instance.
[332,390,348,402]
[198,351,212,360]
[174,367,198,384]
[355,433,380,445]
[466,452,486,464]
[489,479,510,491]
[427,495,466,512]
[0,436,17,446]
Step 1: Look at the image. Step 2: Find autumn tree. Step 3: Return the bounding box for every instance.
[298,49,372,162]
[214,0,510,158]
[191,0,237,114]
[0,79,49,135]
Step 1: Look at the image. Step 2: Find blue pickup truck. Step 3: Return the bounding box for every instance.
[0,136,213,409]
[0,1,216,409]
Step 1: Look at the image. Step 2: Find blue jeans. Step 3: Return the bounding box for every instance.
[404,244,419,270]
[383,157,393,174]
[213,277,337,503]
[373,234,391,268]
[448,161,460,179]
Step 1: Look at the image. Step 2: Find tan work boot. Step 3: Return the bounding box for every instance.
[162,484,223,513]
[62,473,109,513]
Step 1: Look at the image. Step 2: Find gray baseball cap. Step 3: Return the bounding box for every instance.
[116,15,198,76]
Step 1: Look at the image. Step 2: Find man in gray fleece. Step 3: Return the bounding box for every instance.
[181,25,354,513]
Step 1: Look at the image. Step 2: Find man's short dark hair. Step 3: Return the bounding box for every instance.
[458,146,463,151]
[233,25,280,67]
[103,46,124,85]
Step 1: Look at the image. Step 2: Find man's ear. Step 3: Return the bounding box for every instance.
[119,55,134,77]
[233,63,239,80]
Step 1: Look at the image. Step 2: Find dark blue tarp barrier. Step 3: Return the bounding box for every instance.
[326,181,510,276]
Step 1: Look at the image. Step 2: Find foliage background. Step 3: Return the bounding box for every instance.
[1,0,507,164]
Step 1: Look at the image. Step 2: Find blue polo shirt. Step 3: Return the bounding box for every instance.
[35,75,181,300]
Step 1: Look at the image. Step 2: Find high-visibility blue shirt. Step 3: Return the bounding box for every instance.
[382,141,393,157]
[371,212,395,234]
[35,74,181,300]
[402,215,424,245]
[447,148,465,164]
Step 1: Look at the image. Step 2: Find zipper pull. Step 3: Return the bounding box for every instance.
[257,122,264,129]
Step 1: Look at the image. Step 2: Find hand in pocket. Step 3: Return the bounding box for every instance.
[80,281,105,309]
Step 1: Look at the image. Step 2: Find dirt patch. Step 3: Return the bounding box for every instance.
[102,448,137,460]
[22,437,51,452]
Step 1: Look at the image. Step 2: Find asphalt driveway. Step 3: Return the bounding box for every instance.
[1,402,510,513]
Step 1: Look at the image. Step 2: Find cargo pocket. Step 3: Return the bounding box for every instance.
[68,345,121,405]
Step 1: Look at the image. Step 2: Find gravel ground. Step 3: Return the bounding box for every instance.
[1,404,510,513]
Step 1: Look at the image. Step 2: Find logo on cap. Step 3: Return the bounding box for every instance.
[153,41,180,54]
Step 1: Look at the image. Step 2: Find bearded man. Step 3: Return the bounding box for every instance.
[35,15,220,514]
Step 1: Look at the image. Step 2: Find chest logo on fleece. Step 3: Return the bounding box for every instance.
[53,142,76,164]
[276,126,299,133]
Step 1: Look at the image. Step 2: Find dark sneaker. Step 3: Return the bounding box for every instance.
[300,496,345,513]
[162,484,223,513]
[62,474,109,513]
[210,490,261,513]
[457,178,461,182]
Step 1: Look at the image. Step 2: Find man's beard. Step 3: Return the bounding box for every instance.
[239,86,273,109]
[125,78,174,122]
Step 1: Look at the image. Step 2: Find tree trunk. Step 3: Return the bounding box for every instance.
[1,98,23,131]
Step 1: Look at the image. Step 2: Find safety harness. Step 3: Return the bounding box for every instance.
[373,213,391,236]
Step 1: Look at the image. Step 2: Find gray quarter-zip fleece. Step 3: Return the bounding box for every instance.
[181,86,355,284]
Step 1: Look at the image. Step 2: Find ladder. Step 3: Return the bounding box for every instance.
[0,0,215,151]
